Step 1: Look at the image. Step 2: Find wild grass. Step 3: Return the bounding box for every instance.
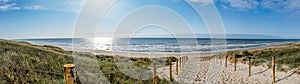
[0,39,172,84]
[0,39,73,83]
[226,42,300,72]
[96,55,171,84]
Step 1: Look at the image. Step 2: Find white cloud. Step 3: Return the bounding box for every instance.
[286,0,300,10]
[0,0,84,13]
[52,0,84,13]
[260,0,300,16]
[189,0,213,3]
[0,3,46,11]
[260,0,286,12]
[64,0,84,5]
[283,0,300,17]
[221,5,230,10]
[24,5,46,10]
[218,0,300,13]
[221,0,259,11]
[0,3,20,11]
[0,0,9,4]
[0,0,19,11]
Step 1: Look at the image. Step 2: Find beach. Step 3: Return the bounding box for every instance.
[63,42,300,84]
[1,38,299,83]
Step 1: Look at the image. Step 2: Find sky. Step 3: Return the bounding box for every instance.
[0,0,300,39]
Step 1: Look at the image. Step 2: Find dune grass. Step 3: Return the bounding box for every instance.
[96,55,172,84]
[0,39,173,84]
[225,42,300,72]
[0,39,73,83]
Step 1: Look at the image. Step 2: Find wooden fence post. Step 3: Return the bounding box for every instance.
[169,58,173,83]
[184,56,186,64]
[182,57,184,66]
[187,56,188,62]
[153,63,157,84]
[176,58,179,75]
[183,56,185,65]
[64,64,76,84]
[225,56,228,68]
[248,57,251,77]
[219,56,222,65]
[179,57,182,70]
[272,56,276,84]
[234,57,237,71]
[184,56,187,64]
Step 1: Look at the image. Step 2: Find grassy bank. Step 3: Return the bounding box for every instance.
[225,42,300,73]
[0,39,174,83]
[0,39,73,83]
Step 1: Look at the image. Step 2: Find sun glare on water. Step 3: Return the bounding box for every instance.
[89,37,114,51]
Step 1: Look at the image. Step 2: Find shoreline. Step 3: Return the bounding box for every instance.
[62,47,216,58]
[62,42,300,58]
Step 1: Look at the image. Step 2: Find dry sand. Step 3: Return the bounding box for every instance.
[156,57,300,84]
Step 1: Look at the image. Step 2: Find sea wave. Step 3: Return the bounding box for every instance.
[17,38,300,54]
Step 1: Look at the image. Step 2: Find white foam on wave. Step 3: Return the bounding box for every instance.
[18,38,300,54]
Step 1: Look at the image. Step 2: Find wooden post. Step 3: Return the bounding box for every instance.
[234,57,237,71]
[183,56,185,65]
[180,57,182,70]
[219,56,222,65]
[182,57,184,66]
[169,59,173,83]
[176,58,179,75]
[248,57,251,77]
[153,63,157,84]
[225,56,228,68]
[64,64,76,84]
[272,56,276,84]
[187,56,188,62]
[184,56,187,64]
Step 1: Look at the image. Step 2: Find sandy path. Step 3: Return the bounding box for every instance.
[156,57,300,84]
[222,62,300,84]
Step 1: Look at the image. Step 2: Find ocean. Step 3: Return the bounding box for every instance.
[16,38,300,54]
